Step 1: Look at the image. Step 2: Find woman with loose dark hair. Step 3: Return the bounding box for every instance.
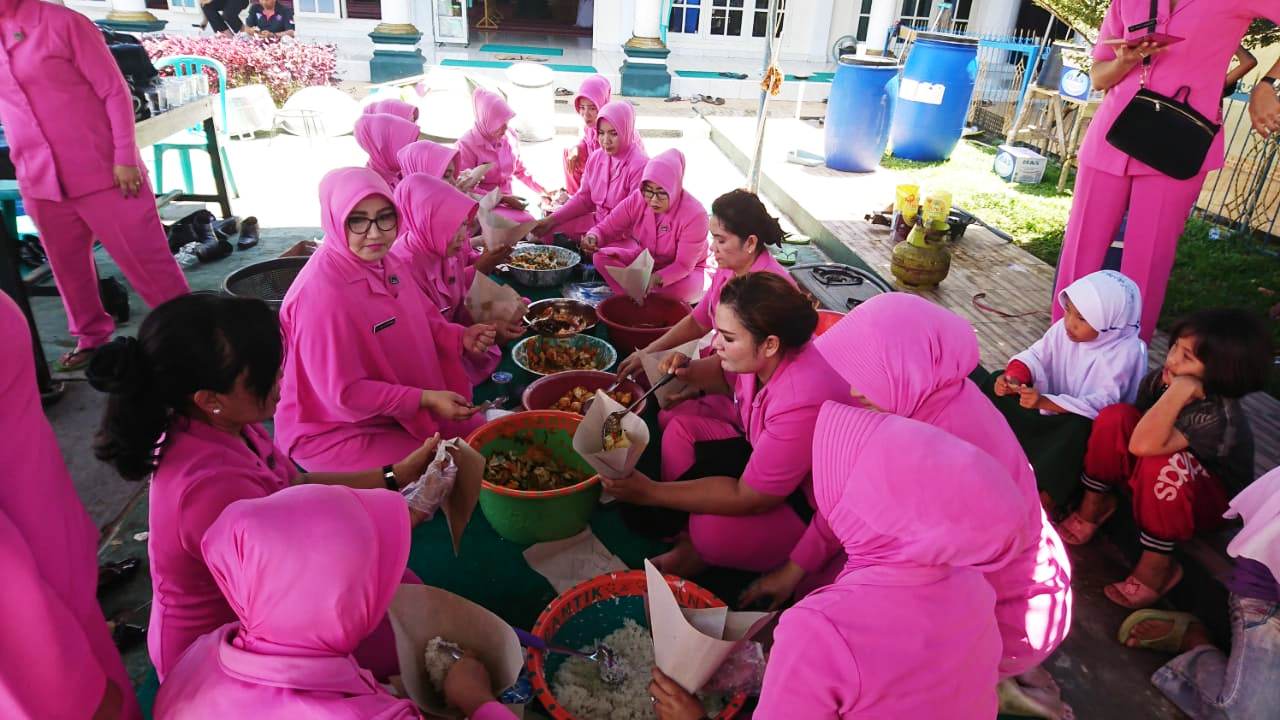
[1066,307,1272,609]
[89,292,441,682]
[602,273,849,577]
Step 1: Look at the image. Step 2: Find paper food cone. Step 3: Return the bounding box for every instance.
[523,528,627,594]
[457,163,492,193]
[389,585,525,719]
[640,339,701,409]
[478,188,537,251]
[441,438,483,556]
[644,559,774,693]
[603,249,655,302]
[571,390,649,480]
[465,273,528,328]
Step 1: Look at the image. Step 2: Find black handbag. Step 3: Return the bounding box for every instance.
[1104,0,1219,180]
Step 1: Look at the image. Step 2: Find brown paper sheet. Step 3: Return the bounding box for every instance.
[478,188,537,251]
[441,438,483,556]
[389,585,526,719]
[571,390,649,480]
[644,559,774,693]
[522,528,627,594]
[602,249,655,302]
[457,163,492,194]
[640,339,702,409]
[465,273,528,328]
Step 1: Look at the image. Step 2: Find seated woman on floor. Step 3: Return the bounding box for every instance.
[562,74,610,195]
[987,270,1148,512]
[651,404,1026,720]
[354,112,424,189]
[155,484,516,720]
[586,149,709,304]
[88,293,441,682]
[533,101,648,241]
[399,139,463,185]
[363,97,419,123]
[1063,308,1271,610]
[456,88,546,223]
[602,273,849,577]
[274,168,496,473]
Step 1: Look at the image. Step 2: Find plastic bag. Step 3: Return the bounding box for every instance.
[702,641,766,696]
[401,443,458,517]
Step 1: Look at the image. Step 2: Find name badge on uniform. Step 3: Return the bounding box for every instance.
[659,224,670,233]
[373,317,397,333]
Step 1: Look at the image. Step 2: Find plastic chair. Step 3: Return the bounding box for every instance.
[151,56,240,198]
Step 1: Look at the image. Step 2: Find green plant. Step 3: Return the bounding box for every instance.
[1034,1,1277,48]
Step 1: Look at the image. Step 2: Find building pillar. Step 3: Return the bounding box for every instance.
[971,0,1019,37]
[864,0,897,55]
[100,0,166,33]
[620,0,671,97]
[368,0,425,83]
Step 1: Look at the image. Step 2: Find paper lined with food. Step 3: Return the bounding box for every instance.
[456,162,492,193]
[388,585,526,719]
[523,528,627,594]
[640,339,701,409]
[603,249,655,302]
[465,273,528,328]
[478,188,538,251]
[645,559,774,693]
[572,390,649,480]
[400,438,480,556]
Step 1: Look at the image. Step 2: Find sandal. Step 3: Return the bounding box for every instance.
[1057,506,1116,546]
[1105,564,1184,609]
[1117,609,1202,652]
[56,346,98,372]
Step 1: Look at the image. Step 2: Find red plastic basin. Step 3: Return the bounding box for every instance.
[596,295,692,354]
[521,370,648,415]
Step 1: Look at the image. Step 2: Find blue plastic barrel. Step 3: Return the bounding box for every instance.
[824,55,901,173]
[890,32,979,162]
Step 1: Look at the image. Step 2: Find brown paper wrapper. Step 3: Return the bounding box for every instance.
[389,585,526,719]
[457,163,492,193]
[465,273,528,328]
[602,248,655,302]
[440,438,483,556]
[640,339,701,410]
[478,188,537,251]
[571,390,649,480]
[523,528,627,594]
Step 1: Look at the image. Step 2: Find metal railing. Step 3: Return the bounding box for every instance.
[1195,84,1280,241]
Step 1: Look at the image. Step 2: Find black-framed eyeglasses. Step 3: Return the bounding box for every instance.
[346,208,398,235]
[641,186,669,201]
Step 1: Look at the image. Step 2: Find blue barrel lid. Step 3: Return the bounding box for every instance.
[837,54,902,68]
[913,31,979,46]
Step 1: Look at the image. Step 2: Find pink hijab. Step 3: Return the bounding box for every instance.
[596,101,644,182]
[573,75,611,148]
[642,148,688,213]
[354,113,421,188]
[470,88,516,143]
[391,173,479,312]
[398,139,460,180]
[363,98,419,123]
[154,485,418,719]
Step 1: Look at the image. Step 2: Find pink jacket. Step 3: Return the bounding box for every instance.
[1079,0,1280,177]
[692,252,795,349]
[355,113,422,189]
[591,149,708,288]
[0,293,140,719]
[456,88,544,195]
[757,404,1022,719]
[0,0,139,201]
[155,485,421,720]
[390,173,500,384]
[275,168,476,472]
[551,101,648,230]
[805,293,1072,677]
[364,97,419,122]
[570,75,611,161]
[398,140,461,181]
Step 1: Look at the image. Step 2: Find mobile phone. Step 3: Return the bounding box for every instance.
[1104,33,1185,48]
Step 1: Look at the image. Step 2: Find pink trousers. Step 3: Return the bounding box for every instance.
[26,184,189,350]
[594,245,707,304]
[660,414,806,572]
[292,416,483,473]
[1053,164,1206,341]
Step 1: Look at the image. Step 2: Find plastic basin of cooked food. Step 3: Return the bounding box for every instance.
[595,295,692,354]
[521,370,647,415]
[815,309,846,336]
[512,334,618,378]
[504,245,582,288]
[466,411,602,544]
[524,298,599,338]
[528,570,746,720]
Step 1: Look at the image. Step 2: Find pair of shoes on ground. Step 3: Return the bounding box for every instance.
[167,211,260,263]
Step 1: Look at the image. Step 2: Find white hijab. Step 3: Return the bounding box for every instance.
[1012,270,1148,419]
[1226,466,1280,584]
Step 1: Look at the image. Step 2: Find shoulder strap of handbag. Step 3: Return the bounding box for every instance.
[1128,0,1159,86]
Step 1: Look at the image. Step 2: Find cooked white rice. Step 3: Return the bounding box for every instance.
[424,636,462,692]
[550,619,725,720]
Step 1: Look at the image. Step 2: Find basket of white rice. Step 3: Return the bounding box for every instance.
[527,570,747,720]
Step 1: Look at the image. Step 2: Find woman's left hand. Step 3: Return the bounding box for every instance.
[1250,85,1280,138]
[392,433,442,489]
[649,669,707,720]
[474,245,512,275]
[113,165,143,198]
[464,323,497,354]
[602,470,657,505]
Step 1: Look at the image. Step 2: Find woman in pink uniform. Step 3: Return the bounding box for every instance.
[456,88,545,222]
[534,101,648,241]
[354,112,423,189]
[0,293,138,720]
[562,74,610,194]
[155,485,516,720]
[1053,0,1280,341]
[88,293,444,681]
[363,96,419,122]
[0,0,190,371]
[586,149,709,304]
[603,273,848,577]
[746,293,1074,718]
[399,139,463,185]
[275,168,495,473]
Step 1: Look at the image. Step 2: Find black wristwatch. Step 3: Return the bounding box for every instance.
[382,464,399,491]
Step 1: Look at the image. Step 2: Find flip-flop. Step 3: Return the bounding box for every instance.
[56,347,98,373]
[1117,609,1202,652]
[1105,564,1184,609]
[708,96,726,106]
[1057,506,1116,546]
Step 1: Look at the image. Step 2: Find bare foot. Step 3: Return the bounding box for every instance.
[998,677,1074,720]
[1131,551,1178,591]
[1016,666,1060,693]
[1124,618,1211,653]
[651,538,708,579]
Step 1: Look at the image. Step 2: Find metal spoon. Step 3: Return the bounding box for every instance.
[513,628,627,686]
[601,372,677,444]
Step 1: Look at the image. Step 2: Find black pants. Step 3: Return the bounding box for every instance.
[202,0,248,32]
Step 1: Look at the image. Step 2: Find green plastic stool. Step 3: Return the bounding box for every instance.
[151,55,240,199]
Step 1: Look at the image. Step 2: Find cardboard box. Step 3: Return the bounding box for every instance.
[994,144,1048,184]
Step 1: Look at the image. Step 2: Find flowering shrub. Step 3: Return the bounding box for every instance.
[142,35,338,105]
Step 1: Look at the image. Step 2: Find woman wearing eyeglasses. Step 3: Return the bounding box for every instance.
[274,168,497,473]
[587,149,710,303]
